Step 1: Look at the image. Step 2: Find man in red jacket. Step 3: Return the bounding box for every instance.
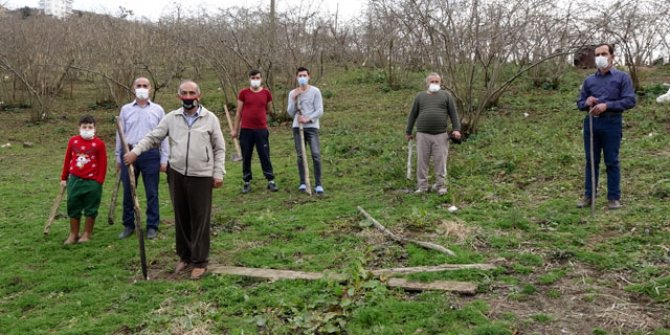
[60,115,107,244]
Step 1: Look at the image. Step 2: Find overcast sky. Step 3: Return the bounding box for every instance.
[3,0,366,21]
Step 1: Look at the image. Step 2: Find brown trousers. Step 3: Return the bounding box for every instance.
[168,168,213,268]
[416,132,450,191]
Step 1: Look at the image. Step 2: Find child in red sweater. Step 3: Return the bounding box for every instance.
[60,115,107,244]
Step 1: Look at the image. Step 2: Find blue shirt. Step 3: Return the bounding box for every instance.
[183,107,201,127]
[115,100,169,164]
[577,68,636,112]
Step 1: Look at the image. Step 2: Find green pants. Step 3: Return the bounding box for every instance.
[67,175,102,219]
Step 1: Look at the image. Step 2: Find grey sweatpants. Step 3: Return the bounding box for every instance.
[416,132,450,191]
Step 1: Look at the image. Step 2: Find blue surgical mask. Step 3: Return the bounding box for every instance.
[297,77,309,86]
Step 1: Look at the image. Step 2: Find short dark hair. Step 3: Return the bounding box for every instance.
[248,69,261,77]
[296,67,310,75]
[596,43,614,55]
[79,115,96,126]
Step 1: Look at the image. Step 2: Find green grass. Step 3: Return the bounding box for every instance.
[1,66,670,334]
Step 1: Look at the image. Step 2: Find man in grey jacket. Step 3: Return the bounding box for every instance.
[124,80,226,280]
[287,67,325,194]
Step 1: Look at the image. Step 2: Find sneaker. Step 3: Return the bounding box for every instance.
[146,228,158,239]
[576,196,592,208]
[118,226,134,239]
[608,200,622,209]
[437,188,448,196]
[267,181,278,192]
[315,185,324,194]
[414,188,428,194]
[242,181,251,193]
[298,184,307,192]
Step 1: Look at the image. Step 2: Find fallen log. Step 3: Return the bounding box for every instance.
[208,265,479,294]
[357,206,456,257]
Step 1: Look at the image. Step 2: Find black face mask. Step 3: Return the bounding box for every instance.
[181,99,198,110]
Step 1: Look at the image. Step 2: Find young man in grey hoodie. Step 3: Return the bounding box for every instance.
[287,67,325,194]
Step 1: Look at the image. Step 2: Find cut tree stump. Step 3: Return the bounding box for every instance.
[208,265,480,294]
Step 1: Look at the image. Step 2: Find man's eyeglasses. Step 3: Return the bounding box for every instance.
[135,84,149,88]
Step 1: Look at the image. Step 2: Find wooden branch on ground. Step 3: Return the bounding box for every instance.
[208,265,479,294]
[357,206,456,257]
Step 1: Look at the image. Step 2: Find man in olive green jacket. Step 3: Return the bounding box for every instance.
[405,73,461,195]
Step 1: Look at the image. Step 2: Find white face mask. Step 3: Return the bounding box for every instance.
[80,129,95,140]
[595,56,609,70]
[298,77,309,86]
[428,84,441,93]
[250,79,261,88]
[135,87,150,100]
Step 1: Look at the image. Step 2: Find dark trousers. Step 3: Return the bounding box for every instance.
[583,114,622,200]
[292,127,322,186]
[121,148,160,230]
[239,128,275,182]
[168,168,212,268]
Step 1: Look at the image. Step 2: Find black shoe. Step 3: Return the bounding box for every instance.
[146,228,158,239]
[242,182,251,193]
[118,226,134,239]
[267,181,278,192]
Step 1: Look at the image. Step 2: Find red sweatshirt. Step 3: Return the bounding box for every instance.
[60,135,107,185]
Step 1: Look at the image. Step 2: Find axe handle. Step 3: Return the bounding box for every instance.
[44,184,66,235]
[223,105,243,158]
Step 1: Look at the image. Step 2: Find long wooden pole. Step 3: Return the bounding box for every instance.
[116,118,148,280]
[297,99,312,195]
[589,109,596,215]
[43,184,66,235]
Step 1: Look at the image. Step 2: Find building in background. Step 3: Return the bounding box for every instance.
[39,0,72,19]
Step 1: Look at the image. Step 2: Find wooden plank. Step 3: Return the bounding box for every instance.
[387,278,478,295]
[208,265,479,294]
[208,265,347,282]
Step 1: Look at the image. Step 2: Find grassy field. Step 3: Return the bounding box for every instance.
[1,66,669,335]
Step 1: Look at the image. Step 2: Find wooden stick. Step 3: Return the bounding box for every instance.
[588,108,596,215]
[406,140,413,180]
[43,184,66,235]
[357,206,456,256]
[207,265,477,294]
[107,172,121,225]
[116,118,148,280]
[223,104,242,162]
[297,99,312,195]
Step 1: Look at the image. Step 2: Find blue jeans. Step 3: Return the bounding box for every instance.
[583,114,622,200]
[293,127,322,186]
[121,148,160,230]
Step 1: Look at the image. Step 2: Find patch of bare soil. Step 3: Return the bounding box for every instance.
[470,263,669,335]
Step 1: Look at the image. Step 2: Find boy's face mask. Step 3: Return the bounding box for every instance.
[79,124,95,140]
